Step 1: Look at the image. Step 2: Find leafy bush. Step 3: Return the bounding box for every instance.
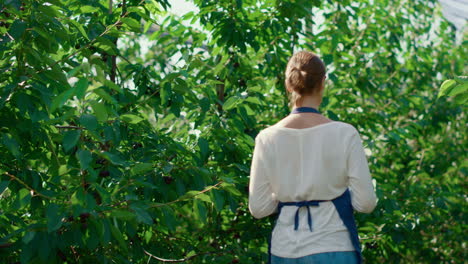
[0,0,466,263]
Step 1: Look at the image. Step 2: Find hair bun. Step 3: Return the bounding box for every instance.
[288,67,306,93]
[291,67,306,74]
[285,51,326,98]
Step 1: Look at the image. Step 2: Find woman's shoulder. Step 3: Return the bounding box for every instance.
[332,121,359,133]
[257,120,360,141]
[259,120,355,132]
[329,121,363,142]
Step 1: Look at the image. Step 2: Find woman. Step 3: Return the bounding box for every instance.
[248,51,377,264]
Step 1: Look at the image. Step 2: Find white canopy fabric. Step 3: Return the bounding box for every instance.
[439,0,468,30]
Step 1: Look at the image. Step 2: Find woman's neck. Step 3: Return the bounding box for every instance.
[293,95,322,110]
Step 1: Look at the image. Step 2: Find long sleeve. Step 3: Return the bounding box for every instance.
[346,129,377,213]
[248,131,278,219]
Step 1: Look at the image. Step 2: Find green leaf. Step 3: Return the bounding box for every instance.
[211,189,225,212]
[178,190,201,201]
[127,6,152,21]
[221,182,242,196]
[38,5,60,18]
[178,190,211,203]
[121,17,141,31]
[245,96,262,105]
[131,162,153,175]
[162,207,176,232]
[93,37,117,55]
[438,77,468,104]
[144,230,152,243]
[22,231,36,244]
[8,20,27,40]
[121,114,144,124]
[71,188,85,206]
[110,224,128,253]
[163,163,173,173]
[4,0,21,10]
[50,87,75,112]
[143,21,153,34]
[17,188,31,209]
[1,133,21,158]
[133,208,153,225]
[447,82,468,97]
[90,101,108,122]
[223,96,242,110]
[0,181,9,194]
[453,91,468,105]
[327,110,339,121]
[93,88,117,105]
[160,82,171,106]
[110,209,136,221]
[75,78,89,99]
[198,137,209,162]
[46,204,63,233]
[37,232,51,261]
[69,19,89,40]
[101,151,126,166]
[32,26,49,39]
[79,114,98,131]
[62,130,81,152]
[195,193,212,203]
[80,5,99,13]
[76,149,92,170]
[104,80,123,93]
[194,199,207,224]
[438,79,457,98]
[44,68,70,88]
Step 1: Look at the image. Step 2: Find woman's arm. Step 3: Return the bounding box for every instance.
[346,129,377,213]
[248,131,278,219]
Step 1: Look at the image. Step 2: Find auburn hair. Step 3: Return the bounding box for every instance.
[285,51,326,107]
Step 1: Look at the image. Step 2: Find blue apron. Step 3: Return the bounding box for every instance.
[267,189,362,264]
[266,107,362,263]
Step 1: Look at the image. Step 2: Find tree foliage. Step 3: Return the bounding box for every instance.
[0,0,466,263]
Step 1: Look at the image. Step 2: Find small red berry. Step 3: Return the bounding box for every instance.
[163,176,174,184]
[99,170,110,177]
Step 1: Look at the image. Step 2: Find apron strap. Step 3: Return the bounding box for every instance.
[331,189,362,263]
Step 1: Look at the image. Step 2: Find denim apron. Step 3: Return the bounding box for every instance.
[267,188,362,264]
[267,107,362,264]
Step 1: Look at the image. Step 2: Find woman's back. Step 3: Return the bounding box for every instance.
[265,121,354,200]
[248,50,377,262]
[249,121,376,258]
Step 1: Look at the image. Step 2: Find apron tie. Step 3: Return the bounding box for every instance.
[278,200,323,231]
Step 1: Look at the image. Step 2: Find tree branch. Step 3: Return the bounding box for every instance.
[55,125,84,130]
[4,172,56,200]
[150,181,224,208]
[143,248,234,263]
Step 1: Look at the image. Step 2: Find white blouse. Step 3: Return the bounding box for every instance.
[248,121,377,258]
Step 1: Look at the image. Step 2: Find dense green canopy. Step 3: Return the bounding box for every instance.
[0,0,466,263]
